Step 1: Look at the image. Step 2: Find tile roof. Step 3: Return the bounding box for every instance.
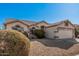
[21,20,36,25]
[4,18,49,26]
[4,18,36,26]
[47,20,75,28]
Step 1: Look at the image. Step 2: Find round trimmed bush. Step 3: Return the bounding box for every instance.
[0,30,30,56]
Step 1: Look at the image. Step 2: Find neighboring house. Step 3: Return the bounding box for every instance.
[45,20,75,39]
[4,18,50,30]
[4,19,30,32]
[4,18,50,35]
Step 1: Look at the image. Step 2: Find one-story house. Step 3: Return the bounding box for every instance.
[45,20,75,39]
[4,18,50,38]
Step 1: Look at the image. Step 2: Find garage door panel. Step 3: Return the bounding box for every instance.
[57,29,73,39]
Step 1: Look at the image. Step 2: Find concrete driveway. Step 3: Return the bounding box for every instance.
[75,38,79,42]
[29,38,79,56]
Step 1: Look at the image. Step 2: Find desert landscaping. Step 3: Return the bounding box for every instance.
[3,19,79,56]
[29,39,79,56]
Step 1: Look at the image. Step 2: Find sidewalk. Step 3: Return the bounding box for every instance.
[75,38,79,42]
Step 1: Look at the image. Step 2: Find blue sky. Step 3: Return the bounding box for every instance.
[0,3,79,25]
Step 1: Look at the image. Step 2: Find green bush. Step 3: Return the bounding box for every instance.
[33,29,45,39]
[0,30,30,56]
[75,28,79,38]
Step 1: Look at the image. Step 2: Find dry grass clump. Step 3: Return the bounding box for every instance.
[0,30,30,56]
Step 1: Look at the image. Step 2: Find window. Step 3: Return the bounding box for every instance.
[12,26,17,30]
[40,26,45,29]
[54,36,59,38]
[12,25,24,31]
[32,27,36,30]
[15,25,21,28]
[54,30,58,33]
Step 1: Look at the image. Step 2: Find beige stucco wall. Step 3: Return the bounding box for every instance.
[5,22,29,32]
[45,22,75,39]
[45,27,57,39]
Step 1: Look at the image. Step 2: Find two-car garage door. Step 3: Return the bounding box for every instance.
[45,28,74,39]
[56,28,73,39]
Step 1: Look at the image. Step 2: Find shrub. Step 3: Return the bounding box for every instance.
[0,30,30,56]
[74,28,79,38]
[33,29,45,39]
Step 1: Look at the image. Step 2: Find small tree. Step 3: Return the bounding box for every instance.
[33,29,45,39]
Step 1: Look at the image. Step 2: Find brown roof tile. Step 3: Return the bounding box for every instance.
[47,20,75,28]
